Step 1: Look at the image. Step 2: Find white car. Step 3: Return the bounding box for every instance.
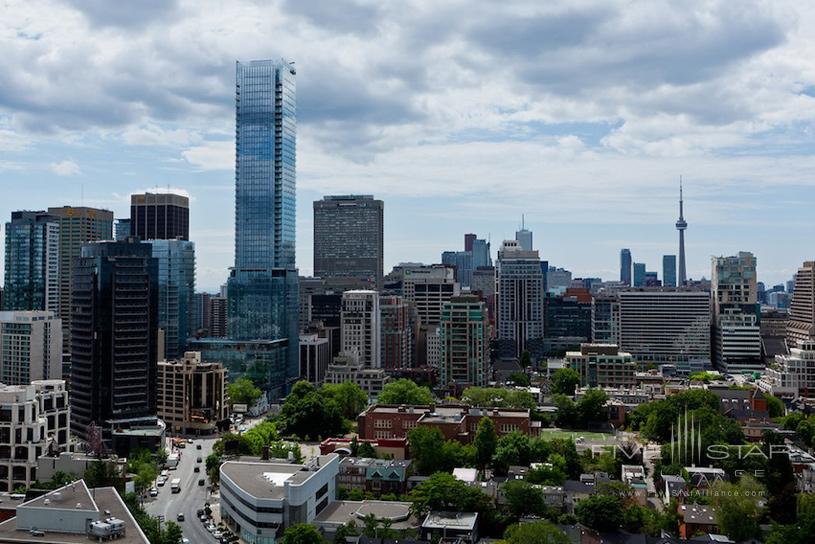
[182,539,190,544]
[149,488,158,497]
[207,524,217,533]
[213,531,222,538]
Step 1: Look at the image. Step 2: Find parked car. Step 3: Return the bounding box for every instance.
[196,457,202,463]
[196,444,202,450]
[194,466,200,473]
[198,478,205,486]
[149,488,158,497]
[177,513,185,522]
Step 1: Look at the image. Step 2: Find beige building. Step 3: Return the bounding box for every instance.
[0,311,62,384]
[157,352,228,435]
[565,343,637,388]
[788,261,815,346]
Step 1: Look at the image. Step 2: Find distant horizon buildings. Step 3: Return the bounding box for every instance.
[620,249,632,286]
[663,255,677,288]
[496,239,545,360]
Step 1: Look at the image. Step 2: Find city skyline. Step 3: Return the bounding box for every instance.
[3,1,815,291]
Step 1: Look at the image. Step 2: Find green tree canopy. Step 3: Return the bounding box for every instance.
[461,386,536,409]
[474,417,498,470]
[710,476,763,542]
[280,523,324,544]
[765,393,785,418]
[504,520,570,544]
[321,381,368,419]
[551,368,580,396]
[276,381,347,440]
[378,379,434,405]
[575,494,624,532]
[507,371,531,387]
[408,472,492,517]
[577,389,609,425]
[503,480,546,518]
[227,376,263,406]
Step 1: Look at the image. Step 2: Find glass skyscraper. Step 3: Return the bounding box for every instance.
[227,59,299,396]
[663,255,677,288]
[3,211,60,312]
[150,239,196,359]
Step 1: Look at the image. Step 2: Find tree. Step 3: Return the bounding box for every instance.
[378,379,434,405]
[551,368,580,396]
[322,382,368,419]
[507,371,530,387]
[84,460,118,489]
[333,521,358,544]
[710,476,763,542]
[408,427,446,475]
[504,520,570,544]
[242,421,279,455]
[162,521,183,544]
[576,389,608,426]
[764,431,796,524]
[474,417,498,470]
[553,394,578,428]
[527,463,566,486]
[765,394,785,418]
[461,387,536,409]
[357,441,377,458]
[520,350,532,368]
[277,381,347,440]
[503,480,545,518]
[280,523,324,544]
[493,431,532,473]
[408,472,492,517]
[575,495,624,532]
[227,377,263,406]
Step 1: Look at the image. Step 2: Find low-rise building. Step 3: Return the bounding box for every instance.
[312,500,417,541]
[678,504,719,540]
[319,437,409,460]
[421,511,478,544]
[324,355,390,398]
[337,457,413,495]
[37,451,127,484]
[157,351,228,435]
[219,454,339,544]
[709,387,768,422]
[0,380,69,492]
[758,340,815,399]
[565,344,637,387]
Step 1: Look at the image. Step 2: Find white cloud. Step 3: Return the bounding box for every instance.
[48,159,80,176]
[181,140,233,171]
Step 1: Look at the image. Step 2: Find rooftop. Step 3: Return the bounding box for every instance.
[221,455,337,499]
[313,500,414,528]
[680,503,717,525]
[421,511,478,531]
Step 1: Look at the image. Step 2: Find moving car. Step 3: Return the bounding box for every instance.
[177,513,185,522]
[194,466,200,473]
[196,457,202,463]
[149,488,158,497]
[198,478,205,486]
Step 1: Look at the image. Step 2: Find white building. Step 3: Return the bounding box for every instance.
[220,454,339,544]
[565,344,636,387]
[341,290,381,368]
[714,309,763,373]
[711,253,761,371]
[0,380,69,492]
[496,240,545,360]
[402,266,459,326]
[324,355,389,399]
[299,333,330,384]
[758,340,815,399]
[425,325,440,368]
[0,311,62,384]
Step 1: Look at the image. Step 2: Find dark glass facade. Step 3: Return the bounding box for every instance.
[130,192,189,241]
[3,211,60,312]
[70,238,159,441]
[150,239,196,359]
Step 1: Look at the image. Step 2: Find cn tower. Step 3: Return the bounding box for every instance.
[676,177,687,285]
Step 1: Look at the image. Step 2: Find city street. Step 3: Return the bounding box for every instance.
[145,436,218,543]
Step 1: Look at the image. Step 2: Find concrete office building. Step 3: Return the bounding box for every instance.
[341,290,381,368]
[0,311,62,384]
[439,295,489,388]
[620,249,632,286]
[787,261,815,346]
[157,352,227,435]
[299,333,330,385]
[565,344,636,388]
[3,211,60,313]
[0,380,69,492]
[324,355,390,398]
[714,309,763,373]
[70,238,159,443]
[46,206,113,354]
[497,240,545,360]
[209,296,228,337]
[546,266,572,294]
[402,266,459,326]
[314,195,384,291]
[618,290,711,374]
[711,252,760,371]
[380,295,412,370]
[592,295,620,345]
[759,340,815,399]
[663,255,677,288]
[219,454,339,544]
[130,192,189,241]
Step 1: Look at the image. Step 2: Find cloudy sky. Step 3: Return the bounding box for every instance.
[2,0,815,290]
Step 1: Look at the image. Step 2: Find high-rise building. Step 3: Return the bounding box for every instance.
[496,240,545,360]
[157,351,227,435]
[0,311,62,383]
[380,295,412,370]
[663,255,677,288]
[70,238,158,442]
[620,249,632,286]
[787,261,815,346]
[442,250,473,288]
[633,262,646,287]
[676,179,688,285]
[618,289,711,374]
[592,295,620,345]
[711,252,757,317]
[47,206,114,355]
[313,195,384,291]
[546,266,572,294]
[545,288,592,342]
[464,233,476,252]
[341,290,381,368]
[710,252,760,371]
[193,292,211,334]
[402,266,459,326]
[209,296,228,338]
[439,295,488,388]
[3,211,60,312]
[150,239,196,359]
[227,59,299,391]
[299,333,330,384]
[114,218,131,241]
[130,192,190,241]
[471,266,496,326]
[471,238,492,268]
[515,216,533,251]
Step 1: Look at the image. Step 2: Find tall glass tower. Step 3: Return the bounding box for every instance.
[227,59,299,392]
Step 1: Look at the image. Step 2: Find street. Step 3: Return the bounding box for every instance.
[145,436,218,543]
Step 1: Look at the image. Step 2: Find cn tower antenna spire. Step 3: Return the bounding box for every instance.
[676,176,688,285]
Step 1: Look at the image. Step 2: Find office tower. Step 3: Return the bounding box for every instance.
[439,294,488,387]
[618,290,711,374]
[70,238,158,442]
[515,216,533,251]
[471,266,496,326]
[227,59,299,390]
[620,249,632,286]
[298,276,326,330]
[633,263,646,287]
[380,295,412,369]
[545,288,592,344]
[496,240,545,360]
[150,239,196,359]
[130,192,189,241]
[340,290,380,368]
[299,334,330,384]
[402,265,459,326]
[47,206,114,354]
[644,271,659,287]
[592,294,620,345]
[311,293,343,330]
[471,238,492,268]
[114,218,131,241]
[442,250,473,288]
[787,261,815,345]
[546,266,572,294]
[3,211,60,312]
[314,195,384,291]
[157,352,227,435]
[787,279,796,294]
[757,282,766,304]
[193,292,211,333]
[714,309,762,373]
[209,296,228,337]
[464,233,476,252]
[663,255,677,288]
[711,252,758,317]
[676,179,688,285]
[0,311,62,383]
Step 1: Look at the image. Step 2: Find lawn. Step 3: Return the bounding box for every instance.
[539,429,616,443]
